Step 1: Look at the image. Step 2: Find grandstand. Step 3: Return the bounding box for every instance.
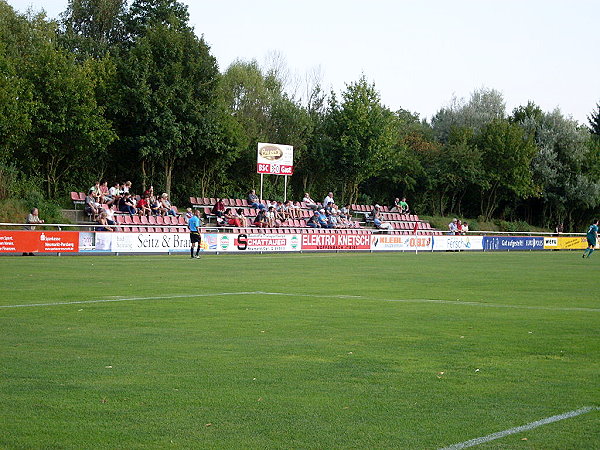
[69,191,442,235]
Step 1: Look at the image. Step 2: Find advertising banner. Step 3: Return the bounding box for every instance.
[96,232,192,253]
[432,235,484,251]
[301,233,371,250]
[556,236,588,250]
[79,232,95,251]
[0,230,79,253]
[371,235,433,251]
[544,237,558,249]
[214,233,301,252]
[257,142,294,175]
[483,236,544,251]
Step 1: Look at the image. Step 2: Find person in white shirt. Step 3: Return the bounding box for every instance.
[323,192,334,208]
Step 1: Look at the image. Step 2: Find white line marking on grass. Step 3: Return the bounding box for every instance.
[2,291,598,313]
[253,292,600,313]
[0,291,263,309]
[439,406,599,449]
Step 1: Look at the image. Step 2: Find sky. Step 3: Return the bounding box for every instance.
[6,0,600,124]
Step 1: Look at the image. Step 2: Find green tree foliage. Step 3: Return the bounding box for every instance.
[477,119,537,221]
[432,88,505,144]
[59,0,126,58]
[323,77,395,205]
[512,107,600,228]
[588,102,600,138]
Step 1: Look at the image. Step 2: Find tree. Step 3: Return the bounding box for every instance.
[513,108,600,228]
[477,119,537,221]
[588,102,600,138]
[323,77,395,205]
[432,87,505,144]
[113,21,220,195]
[59,0,127,58]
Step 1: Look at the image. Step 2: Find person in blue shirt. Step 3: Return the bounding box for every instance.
[188,209,202,259]
[583,219,599,258]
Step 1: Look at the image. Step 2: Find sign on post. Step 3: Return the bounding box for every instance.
[257,143,294,175]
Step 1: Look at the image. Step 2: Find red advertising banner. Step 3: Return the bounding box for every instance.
[0,231,79,253]
[256,163,294,175]
[301,233,371,250]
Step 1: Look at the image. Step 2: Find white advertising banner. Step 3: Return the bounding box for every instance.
[213,233,302,252]
[257,142,294,175]
[96,232,193,253]
[432,235,484,251]
[371,234,433,251]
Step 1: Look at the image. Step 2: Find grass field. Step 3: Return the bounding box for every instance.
[1,251,599,449]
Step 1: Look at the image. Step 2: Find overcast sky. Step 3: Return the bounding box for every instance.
[7,0,600,124]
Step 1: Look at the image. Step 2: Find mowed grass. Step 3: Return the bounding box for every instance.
[0,251,598,449]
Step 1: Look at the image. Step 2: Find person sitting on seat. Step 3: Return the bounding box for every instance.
[253,209,268,228]
[306,210,321,228]
[372,206,392,231]
[85,189,101,220]
[247,190,265,210]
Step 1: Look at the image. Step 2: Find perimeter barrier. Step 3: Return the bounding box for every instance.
[0,223,591,255]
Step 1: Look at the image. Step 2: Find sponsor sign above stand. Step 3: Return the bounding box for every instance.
[371,235,433,251]
[432,235,484,251]
[483,236,544,251]
[301,233,371,251]
[0,230,79,253]
[256,143,294,175]
[211,233,301,252]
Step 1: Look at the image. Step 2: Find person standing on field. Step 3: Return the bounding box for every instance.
[188,209,202,259]
[582,219,599,258]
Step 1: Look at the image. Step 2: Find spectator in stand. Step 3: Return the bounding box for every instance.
[456,219,463,235]
[390,197,401,212]
[253,209,268,227]
[149,195,161,216]
[327,210,339,228]
[340,204,351,220]
[85,189,101,219]
[108,182,121,206]
[99,181,111,204]
[372,205,393,231]
[184,207,193,224]
[119,192,137,215]
[317,209,331,228]
[104,203,118,227]
[225,208,242,227]
[399,197,410,214]
[212,198,225,218]
[248,190,265,210]
[122,181,132,194]
[160,193,177,216]
[265,206,278,227]
[287,200,300,219]
[24,208,44,230]
[143,185,154,198]
[307,210,321,228]
[323,192,334,209]
[302,192,317,209]
[448,218,458,234]
[89,181,103,204]
[237,208,250,227]
[96,211,115,232]
[136,195,152,216]
[462,221,469,235]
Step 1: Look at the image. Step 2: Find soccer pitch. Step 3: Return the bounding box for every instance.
[1,252,598,448]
